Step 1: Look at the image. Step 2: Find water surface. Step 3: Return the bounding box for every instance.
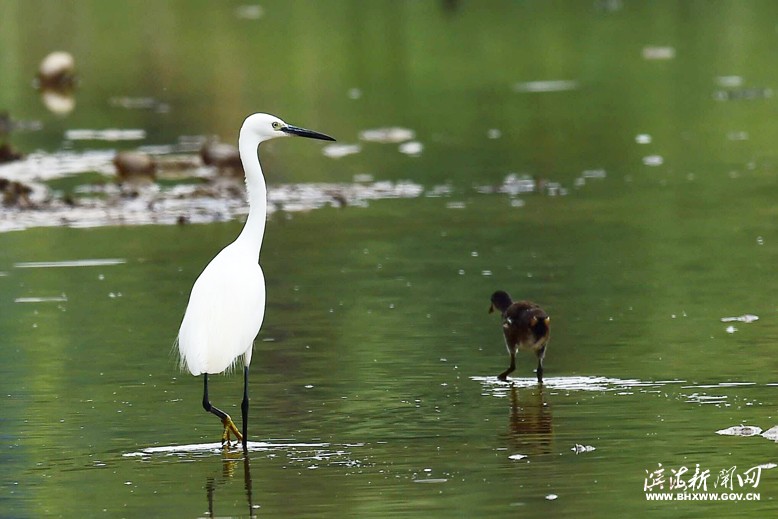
[2,1,778,517]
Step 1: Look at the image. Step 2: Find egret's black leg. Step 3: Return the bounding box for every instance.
[241,366,249,450]
[202,374,243,445]
[243,452,255,517]
[498,348,516,381]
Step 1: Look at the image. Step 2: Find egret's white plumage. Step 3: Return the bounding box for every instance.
[177,114,273,375]
[175,113,335,447]
[177,241,265,375]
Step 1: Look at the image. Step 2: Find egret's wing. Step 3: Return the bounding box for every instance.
[178,248,265,375]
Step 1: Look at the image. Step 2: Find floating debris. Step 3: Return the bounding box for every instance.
[720,315,759,324]
[0,177,424,233]
[0,149,117,182]
[545,494,558,501]
[715,76,744,88]
[114,151,156,183]
[716,425,763,437]
[642,155,663,166]
[513,80,578,93]
[508,453,528,461]
[726,131,749,141]
[642,46,676,60]
[487,128,502,139]
[687,382,755,389]
[594,0,623,12]
[322,143,361,159]
[635,134,652,144]
[398,141,423,156]
[725,325,737,334]
[713,88,773,101]
[499,173,538,196]
[762,426,778,441]
[571,444,596,454]
[581,169,606,179]
[347,88,362,100]
[65,129,146,141]
[109,96,169,113]
[14,259,126,268]
[234,4,264,20]
[14,295,68,303]
[359,127,415,143]
[685,392,728,405]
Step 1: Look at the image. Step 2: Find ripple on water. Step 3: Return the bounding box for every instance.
[123,440,367,468]
[470,375,684,395]
[472,376,770,412]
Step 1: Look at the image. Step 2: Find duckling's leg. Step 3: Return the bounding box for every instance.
[498,346,517,381]
[202,374,244,446]
[535,347,546,383]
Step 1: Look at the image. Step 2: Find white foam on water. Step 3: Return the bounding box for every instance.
[123,440,330,457]
[14,295,68,303]
[470,375,682,392]
[14,258,126,268]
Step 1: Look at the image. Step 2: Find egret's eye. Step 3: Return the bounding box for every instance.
[271,121,281,130]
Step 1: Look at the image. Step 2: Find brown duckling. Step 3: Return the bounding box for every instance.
[489,290,550,383]
[113,150,157,183]
[200,139,243,176]
[37,51,76,90]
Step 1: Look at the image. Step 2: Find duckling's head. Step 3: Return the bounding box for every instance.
[489,290,513,314]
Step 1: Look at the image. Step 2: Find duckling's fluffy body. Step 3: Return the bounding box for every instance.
[489,290,550,382]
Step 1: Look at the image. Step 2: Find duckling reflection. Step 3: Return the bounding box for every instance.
[205,450,257,518]
[503,385,553,455]
[40,88,76,115]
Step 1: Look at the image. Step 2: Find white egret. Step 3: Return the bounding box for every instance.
[177,113,335,448]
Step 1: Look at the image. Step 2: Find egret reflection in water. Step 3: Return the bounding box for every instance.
[205,451,256,518]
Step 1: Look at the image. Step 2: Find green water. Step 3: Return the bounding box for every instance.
[2,1,778,517]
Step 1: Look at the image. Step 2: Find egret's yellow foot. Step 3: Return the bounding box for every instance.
[221,415,243,446]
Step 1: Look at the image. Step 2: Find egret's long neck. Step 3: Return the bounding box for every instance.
[235,133,267,259]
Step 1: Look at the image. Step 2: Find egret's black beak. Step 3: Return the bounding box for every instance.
[282,124,336,141]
